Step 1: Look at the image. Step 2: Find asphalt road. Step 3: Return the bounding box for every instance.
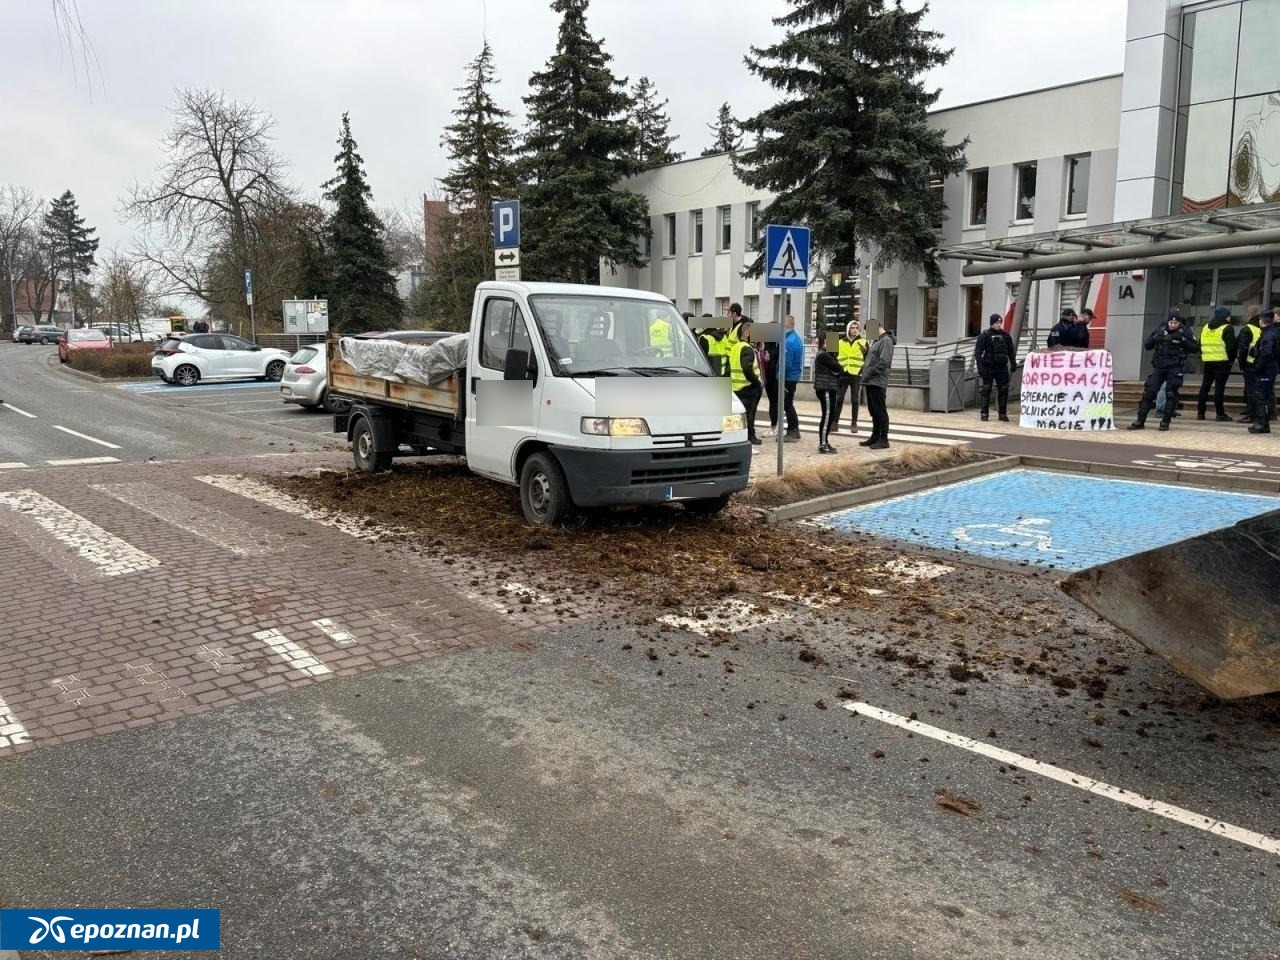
[0,341,340,467]
[0,453,1275,960]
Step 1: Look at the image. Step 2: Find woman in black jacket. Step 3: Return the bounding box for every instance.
[813,342,843,454]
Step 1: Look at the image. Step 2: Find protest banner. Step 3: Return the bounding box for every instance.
[1018,350,1114,430]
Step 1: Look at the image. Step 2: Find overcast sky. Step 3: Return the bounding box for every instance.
[1,0,1128,260]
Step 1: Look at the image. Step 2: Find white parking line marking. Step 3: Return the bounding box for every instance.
[253,628,332,677]
[659,598,786,636]
[0,462,27,470]
[93,481,276,556]
[0,694,32,748]
[0,403,37,418]
[0,489,161,576]
[52,425,122,449]
[46,456,121,466]
[846,701,1280,857]
[876,558,954,582]
[311,617,356,646]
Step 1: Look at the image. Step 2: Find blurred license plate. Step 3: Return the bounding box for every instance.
[281,387,292,396]
[664,482,715,501]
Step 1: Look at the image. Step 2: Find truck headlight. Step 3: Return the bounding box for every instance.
[722,413,746,432]
[580,417,651,436]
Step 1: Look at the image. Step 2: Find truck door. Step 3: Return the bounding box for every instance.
[466,295,540,482]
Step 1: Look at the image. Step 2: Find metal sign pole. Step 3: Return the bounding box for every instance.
[776,293,786,476]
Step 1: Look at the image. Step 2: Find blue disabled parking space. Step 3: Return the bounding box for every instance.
[811,468,1279,572]
[117,381,277,394]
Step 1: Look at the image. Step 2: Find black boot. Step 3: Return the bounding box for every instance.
[1128,391,1155,430]
[1248,395,1271,433]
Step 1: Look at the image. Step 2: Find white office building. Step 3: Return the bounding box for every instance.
[604,0,1280,382]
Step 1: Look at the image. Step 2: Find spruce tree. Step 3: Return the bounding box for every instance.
[42,190,98,325]
[734,0,967,283]
[519,0,648,284]
[423,42,519,326]
[630,76,682,167]
[702,103,741,156]
[322,114,402,332]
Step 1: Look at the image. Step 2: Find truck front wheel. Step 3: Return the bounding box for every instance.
[352,417,392,473]
[520,452,575,525]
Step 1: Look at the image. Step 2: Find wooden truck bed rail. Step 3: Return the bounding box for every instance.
[327,337,462,418]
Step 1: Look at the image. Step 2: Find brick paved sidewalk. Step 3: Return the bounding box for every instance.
[0,453,595,759]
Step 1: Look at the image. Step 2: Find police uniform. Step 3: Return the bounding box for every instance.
[974,314,1016,421]
[1247,313,1279,434]
[1235,318,1266,423]
[1129,319,1198,431]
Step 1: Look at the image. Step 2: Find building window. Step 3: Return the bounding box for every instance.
[689,298,702,316]
[748,202,762,246]
[716,297,730,317]
[1014,163,1037,221]
[691,210,703,255]
[964,286,984,338]
[880,288,898,334]
[718,206,732,251]
[922,286,939,338]
[1065,155,1091,216]
[968,170,988,226]
[1178,3,1241,106]
[664,214,676,256]
[928,176,945,230]
[642,230,651,259]
[744,296,758,322]
[1173,1,1280,213]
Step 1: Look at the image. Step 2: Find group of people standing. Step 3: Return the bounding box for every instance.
[1129,305,1279,434]
[693,306,897,454]
[812,319,897,452]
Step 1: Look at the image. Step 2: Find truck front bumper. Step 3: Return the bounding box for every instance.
[551,443,752,507]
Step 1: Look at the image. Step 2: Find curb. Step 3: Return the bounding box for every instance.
[763,452,1280,523]
[764,455,1019,523]
[51,357,153,386]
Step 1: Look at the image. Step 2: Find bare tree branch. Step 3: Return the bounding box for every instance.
[51,0,104,99]
[121,88,294,310]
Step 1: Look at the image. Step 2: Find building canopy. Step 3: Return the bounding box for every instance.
[936,202,1280,280]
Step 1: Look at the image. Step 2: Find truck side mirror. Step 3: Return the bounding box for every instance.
[503,348,530,381]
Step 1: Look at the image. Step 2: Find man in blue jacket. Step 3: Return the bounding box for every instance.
[768,314,804,442]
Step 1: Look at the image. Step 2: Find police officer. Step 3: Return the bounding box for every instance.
[1236,306,1264,424]
[1048,307,1087,348]
[727,319,763,446]
[834,320,868,434]
[974,312,1016,422]
[1247,309,1279,434]
[1128,313,1199,431]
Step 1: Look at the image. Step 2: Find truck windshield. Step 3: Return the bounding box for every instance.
[528,295,713,377]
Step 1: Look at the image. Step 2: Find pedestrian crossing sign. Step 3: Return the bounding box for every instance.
[764,224,810,290]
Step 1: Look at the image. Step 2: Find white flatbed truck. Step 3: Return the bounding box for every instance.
[328,281,752,524]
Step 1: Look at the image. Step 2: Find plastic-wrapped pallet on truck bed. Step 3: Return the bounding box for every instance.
[338,334,468,386]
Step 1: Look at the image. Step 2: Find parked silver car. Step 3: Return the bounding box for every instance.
[281,342,347,413]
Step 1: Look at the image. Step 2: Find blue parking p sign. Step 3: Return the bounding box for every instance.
[764,224,810,289]
[492,200,520,249]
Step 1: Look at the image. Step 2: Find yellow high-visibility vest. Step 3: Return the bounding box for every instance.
[838,336,868,375]
[1199,323,1229,363]
[729,342,752,392]
[649,318,673,356]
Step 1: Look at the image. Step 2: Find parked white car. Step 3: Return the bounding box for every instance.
[151,332,292,386]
